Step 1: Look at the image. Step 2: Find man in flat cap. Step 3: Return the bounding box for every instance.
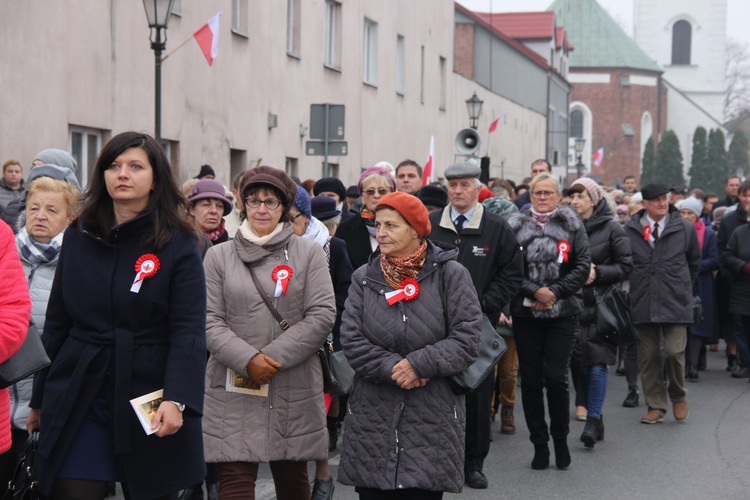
[624,183,700,424]
[427,161,523,489]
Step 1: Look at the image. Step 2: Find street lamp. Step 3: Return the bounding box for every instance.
[574,137,586,179]
[465,92,484,130]
[142,0,176,140]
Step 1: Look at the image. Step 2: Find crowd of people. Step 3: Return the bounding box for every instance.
[0,134,748,499]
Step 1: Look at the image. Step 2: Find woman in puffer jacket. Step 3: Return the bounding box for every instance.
[568,178,632,450]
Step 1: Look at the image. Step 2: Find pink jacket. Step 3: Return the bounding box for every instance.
[0,221,30,452]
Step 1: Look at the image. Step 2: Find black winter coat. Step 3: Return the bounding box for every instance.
[335,213,376,271]
[30,213,207,499]
[572,201,632,367]
[507,206,591,318]
[722,224,750,316]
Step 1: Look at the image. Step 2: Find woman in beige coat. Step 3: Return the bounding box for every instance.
[202,166,336,500]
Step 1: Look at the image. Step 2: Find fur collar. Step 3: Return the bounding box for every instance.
[507,206,581,246]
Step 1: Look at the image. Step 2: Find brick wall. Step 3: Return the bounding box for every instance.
[454,23,474,80]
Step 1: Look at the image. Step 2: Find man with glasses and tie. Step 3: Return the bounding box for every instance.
[427,161,523,489]
[624,183,700,425]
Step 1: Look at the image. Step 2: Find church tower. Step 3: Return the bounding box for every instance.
[633,0,727,122]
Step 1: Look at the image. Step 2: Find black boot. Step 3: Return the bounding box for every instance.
[206,483,218,500]
[553,438,571,470]
[727,354,739,372]
[178,486,204,500]
[327,416,338,451]
[698,345,707,371]
[622,389,639,408]
[531,443,550,470]
[580,415,604,449]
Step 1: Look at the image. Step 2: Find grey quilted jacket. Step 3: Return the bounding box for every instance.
[338,240,481,493]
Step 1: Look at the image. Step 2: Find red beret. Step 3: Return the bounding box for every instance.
[376,192,431,238]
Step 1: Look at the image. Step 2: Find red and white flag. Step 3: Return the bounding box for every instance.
[194,12,222,66]
[592,147,604,170]
[421,135,435,186]
[488,112,506,134]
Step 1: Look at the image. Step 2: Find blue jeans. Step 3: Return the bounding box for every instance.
[580,364,608,419]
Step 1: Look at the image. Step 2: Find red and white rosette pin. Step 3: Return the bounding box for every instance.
[130,254,160,293]
[643,225,652,241]
[385,278,420,306]
[557,240,571,264]
[272,265,294,297]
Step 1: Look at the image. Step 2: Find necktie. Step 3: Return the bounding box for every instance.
[455,214,467,232]
[653,222,659,241]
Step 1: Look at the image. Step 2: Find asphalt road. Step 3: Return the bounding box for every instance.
[116,348,750,499]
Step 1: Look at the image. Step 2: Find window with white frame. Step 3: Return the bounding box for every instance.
[232,0,248,37]
[324,0,341,70]
[69,126,103,186]
[363,18,378,86]
[396,35,405,95]
[285,157,299,178]
[287,0,301,57]
[439,56,446,110]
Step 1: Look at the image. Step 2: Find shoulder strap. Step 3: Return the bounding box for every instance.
[244,262,289,330]
[439,263,449,338]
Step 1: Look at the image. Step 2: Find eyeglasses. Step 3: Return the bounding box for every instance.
[245,198,282,210]
[363,188,391,196]
[290,212,307,221]
[531,191,556,199]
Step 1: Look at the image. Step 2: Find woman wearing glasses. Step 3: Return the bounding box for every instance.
[202,166,336,499]
[335,166,396,270]
[506,173,590,471]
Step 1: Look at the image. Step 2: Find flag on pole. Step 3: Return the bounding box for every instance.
[592,147,604,170]
[194,12,222,66]
[488,112,506,134]
[421,136,435,186]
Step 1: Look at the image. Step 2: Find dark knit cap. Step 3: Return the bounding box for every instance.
[416,185,448,209]
[293,186,312,218]
[313,177,347,201]
[195,164,216,179]
[346,185,359,198]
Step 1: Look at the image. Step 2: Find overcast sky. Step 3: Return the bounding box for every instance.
[455,0,750,48]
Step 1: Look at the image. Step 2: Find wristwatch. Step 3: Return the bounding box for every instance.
[169,401,185,412]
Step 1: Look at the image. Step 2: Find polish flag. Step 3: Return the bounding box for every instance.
[194,12,222,66]
[592,147,604,170]
[421,135,435,186]
[488,112,506,134]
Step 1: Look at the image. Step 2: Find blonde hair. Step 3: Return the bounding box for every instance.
[360,173,393,192]
[529,172,561,194]
[181,178,199,198]
[27,176,79,217]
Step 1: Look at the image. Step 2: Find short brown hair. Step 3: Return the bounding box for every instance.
[2,160,22,173]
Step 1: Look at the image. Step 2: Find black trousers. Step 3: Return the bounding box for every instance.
[514,315,577,445]
[357,487,443,500]
[463,373,494,472]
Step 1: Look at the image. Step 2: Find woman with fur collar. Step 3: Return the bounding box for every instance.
[506,173,591,471]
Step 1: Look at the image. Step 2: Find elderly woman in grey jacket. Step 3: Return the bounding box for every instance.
[202,166,336,500]
[339,192,481,500]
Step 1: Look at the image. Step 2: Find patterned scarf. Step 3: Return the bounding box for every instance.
[17,227,63,266]
[531,207,558,230]
[361,208,377,237]
[380,240,428,290]
[205,218,227,242]
[302,217,331,264]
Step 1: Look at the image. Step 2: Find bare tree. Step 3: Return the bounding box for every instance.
[725,38,750,121]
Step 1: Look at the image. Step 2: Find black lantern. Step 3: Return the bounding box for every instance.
[574,137,586,179]
[142,0,176,140]
[465,92,484,130]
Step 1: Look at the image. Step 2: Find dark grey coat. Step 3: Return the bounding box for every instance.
[573,201,633,367]
[507,206,591,318]
[722,224,750,316]
[338,240,481,493]
[624,207,701,325]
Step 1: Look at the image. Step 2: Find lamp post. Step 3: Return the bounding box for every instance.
[465,92,484,130]
[574,137,586,179]
[142,0,176,141]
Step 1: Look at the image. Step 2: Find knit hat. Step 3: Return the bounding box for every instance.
[27,164,81,190]
[195,164,216,179]
[376,192,431,238]
[570,177,604,206]
[346,185,359,198]
[313,177,347,201]
[311,196,341,221]
[32,149,77,173]
[681,196,703,218]
[357,166,397,194]
[188,179,232,215]
[293,186,312,218]
[239,166,297,206]
[478,188,494,203]
[416,185,448,210]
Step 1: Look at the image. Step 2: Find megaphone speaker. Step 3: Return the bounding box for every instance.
[455,128,481,155]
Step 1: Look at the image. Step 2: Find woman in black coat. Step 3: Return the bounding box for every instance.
[27,132,207,499]
[568,179,632,449]
[722,221,750,377]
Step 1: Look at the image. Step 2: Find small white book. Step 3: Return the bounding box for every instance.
[130,389,164,435]
[226,368,269,396]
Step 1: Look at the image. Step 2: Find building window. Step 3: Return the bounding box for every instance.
[232,0,248,37]
[230,149,247,189]
[69,126,103,186]
[287,0,301,57]
[285,157,298,178]
[160,140,180,173]
[570,110,583,138]
[323,162,339,179]
[324,0,342,70]
[396,35,405,95]
[439,56,446,110]
[671,20,691,65]
[363,18,378,86]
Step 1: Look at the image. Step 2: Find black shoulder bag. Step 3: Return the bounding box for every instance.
[2,431,42,500]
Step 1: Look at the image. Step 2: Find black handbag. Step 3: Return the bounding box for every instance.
[595,286,639,345]
[316,342,341,395]
[693,295,704,325]
[329,350,355,394]
[439,265,507,395]
[2,431,42,500]
[0,323,50,389]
